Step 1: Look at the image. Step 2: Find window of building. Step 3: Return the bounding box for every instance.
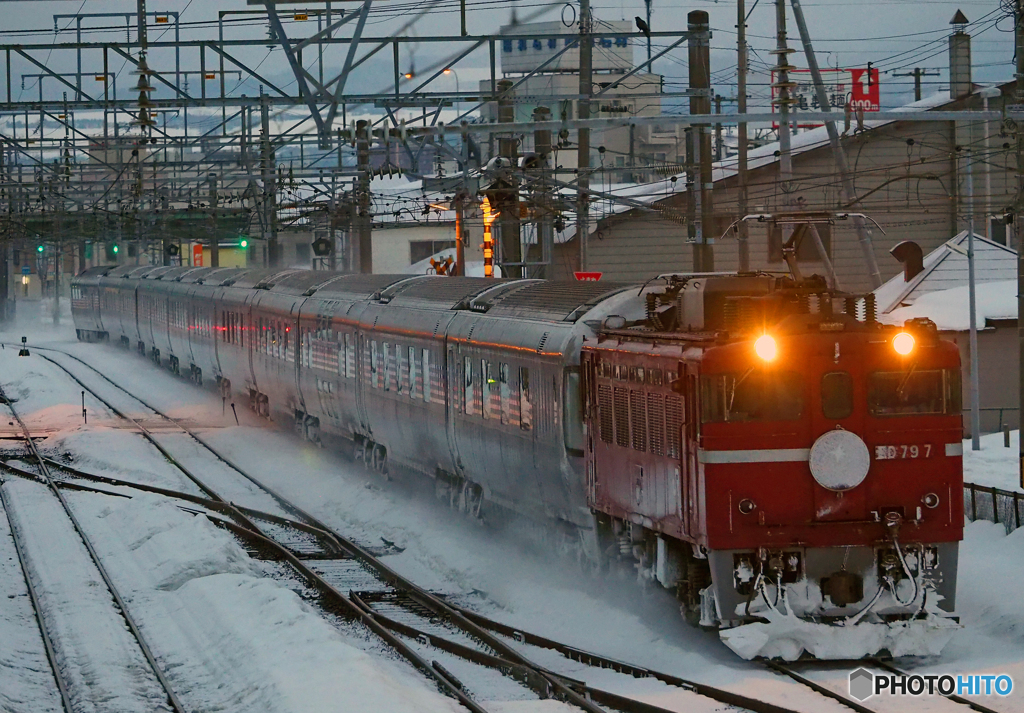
[410,240,456,264]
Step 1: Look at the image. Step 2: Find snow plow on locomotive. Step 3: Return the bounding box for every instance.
[583,273,962,660]
[70,266,963,660]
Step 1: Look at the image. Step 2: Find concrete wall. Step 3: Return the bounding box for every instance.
[947,322,1020,436]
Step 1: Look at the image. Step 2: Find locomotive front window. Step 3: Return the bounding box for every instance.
[701,370,803,423]
[821,372,854,419]
[869,369,961,416]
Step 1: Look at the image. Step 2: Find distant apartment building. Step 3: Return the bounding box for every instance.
[480,21,679,181]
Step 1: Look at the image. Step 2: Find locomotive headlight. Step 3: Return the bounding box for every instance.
[922,492,940,509]
[754,334,778,361]
[738,498,757,514]
[892,331,915,356]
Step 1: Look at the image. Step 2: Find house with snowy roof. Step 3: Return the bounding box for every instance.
[576,30,1017,295]
[875,232,1018,435]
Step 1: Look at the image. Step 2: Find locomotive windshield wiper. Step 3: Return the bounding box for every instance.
[896,360,919,401]
[727,367,755,415]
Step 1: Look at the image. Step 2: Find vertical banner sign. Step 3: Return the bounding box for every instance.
[192,244,203,267]
[849,67,881,111]
[771,67,880,128]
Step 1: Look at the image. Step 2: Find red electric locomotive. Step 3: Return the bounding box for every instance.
[582,274,963,659]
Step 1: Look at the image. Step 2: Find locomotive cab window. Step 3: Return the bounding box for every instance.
[869,369,961,416]
[821,371,854,419]
[701,370,803,423]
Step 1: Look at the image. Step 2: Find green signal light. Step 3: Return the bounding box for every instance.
[240,239,248,248]
[36,245,44,253]
[112,245,119,254]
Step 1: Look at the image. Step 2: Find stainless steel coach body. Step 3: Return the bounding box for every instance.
[72,269,652,528]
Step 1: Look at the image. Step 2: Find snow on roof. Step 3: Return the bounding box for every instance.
[595,92,957,220]
[881,280,1017,331]
[874,231,1017,317]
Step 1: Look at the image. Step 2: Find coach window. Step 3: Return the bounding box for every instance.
[383,343,392,391]
[403,346,411,397]
[481,360,491,420]
[822,372,854,419]
[462,356,474,414]
[395,345,404,394]
[520,367,532,430]
[422,349,432,402]
[499,363,511,424]
[370,341,378,387]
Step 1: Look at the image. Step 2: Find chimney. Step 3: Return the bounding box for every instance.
[949,10,972,99]
[890,241,924,282]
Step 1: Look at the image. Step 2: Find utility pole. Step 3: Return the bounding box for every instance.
[966,149,981,450]
[261,94,278,267]
[0,146,7,325]
[737,0,750,271]
[645,0,653,72]
[533,106,554,279]
[774,0,796,253]
[208,172,219,268]
[497,79,521,278]
[790,0,883,287]
[356,119,372,273]
[689,10,713,272]
[577,0,592,272]
[893,67,939,102]
[1016,0,1024,488]
[714,94,723,162]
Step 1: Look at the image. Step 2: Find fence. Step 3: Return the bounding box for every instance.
[964,482,1024,534]
[961,407,1019,437]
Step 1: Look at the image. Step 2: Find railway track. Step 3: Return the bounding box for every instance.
[0,340,827,713]
[0,384,186,713]
[6,341,1006,713]
[765,659,1006,713]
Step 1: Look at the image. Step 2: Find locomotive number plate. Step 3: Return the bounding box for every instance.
[874,444,932,460]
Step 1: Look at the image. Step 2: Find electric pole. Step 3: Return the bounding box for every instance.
[688,11,713,272]
[356,119,372,273]
[208,172,219,268]
[737,0,750,271]
[1016,0,1024,487]
[261,94,278,268]
[893,68,940,102]
[577,0,592,272]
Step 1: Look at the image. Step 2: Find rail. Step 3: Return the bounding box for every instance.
[964,481,1024,534]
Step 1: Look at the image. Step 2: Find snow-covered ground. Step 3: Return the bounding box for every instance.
[1,307,1021,712]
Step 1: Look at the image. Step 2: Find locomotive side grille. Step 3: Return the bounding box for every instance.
[598,385,614,444]
[648,393,665,456]
[613,387,630,448]
[666,396,683,459]
[630,390,647,452]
